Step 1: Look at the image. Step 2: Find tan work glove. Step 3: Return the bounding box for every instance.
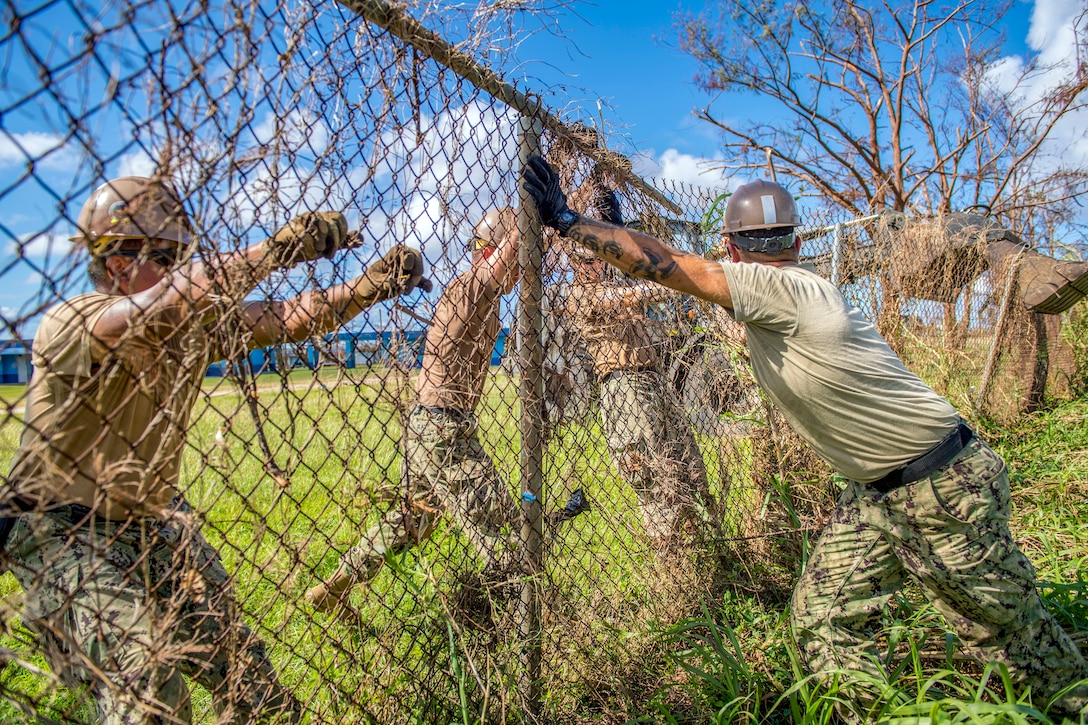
[264,211,346,270]
[357,245,433,303]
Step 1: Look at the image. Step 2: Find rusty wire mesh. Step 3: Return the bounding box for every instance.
[0,1,1083,724]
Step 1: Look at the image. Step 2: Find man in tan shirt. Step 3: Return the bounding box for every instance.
[3,176,428,724]
[307,207,523,611]
[565,192,711,546]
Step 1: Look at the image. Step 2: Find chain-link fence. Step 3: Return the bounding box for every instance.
[1,1,1084,723]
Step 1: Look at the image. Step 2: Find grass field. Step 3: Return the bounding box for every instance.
[0,364,1086,724]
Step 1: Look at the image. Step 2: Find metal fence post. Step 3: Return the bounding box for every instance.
[831,222,843,287]
[516,113,545,717]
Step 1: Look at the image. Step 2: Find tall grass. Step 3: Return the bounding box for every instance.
[1,373,1086,723]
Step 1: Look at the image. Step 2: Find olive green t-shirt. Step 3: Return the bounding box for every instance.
[721,261,959,482]
[8,292,218,519]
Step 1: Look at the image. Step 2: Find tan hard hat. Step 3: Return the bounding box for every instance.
[725,179,801,234]
[70,176,194,254]
[470,207,517,250]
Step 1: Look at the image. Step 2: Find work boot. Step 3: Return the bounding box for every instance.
[305,565,355,612]
[986,240,1088,314]
[1019,252,1088,314]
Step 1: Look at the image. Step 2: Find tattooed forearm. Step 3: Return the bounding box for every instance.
[569,218,680,283]
[630,247,678,283]
[569,227,602,255]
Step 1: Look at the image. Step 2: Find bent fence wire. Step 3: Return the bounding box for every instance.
[0,1,1080,723]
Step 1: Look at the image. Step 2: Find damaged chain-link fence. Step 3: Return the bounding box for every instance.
[1,1,1085,723]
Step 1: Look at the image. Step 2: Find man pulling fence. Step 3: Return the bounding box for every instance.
[1,175,428,724]
[564,189,713,548]
[307,207,526,611]
[521,156,1088,719]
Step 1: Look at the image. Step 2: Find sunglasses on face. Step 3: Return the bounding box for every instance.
[108,248,179,267]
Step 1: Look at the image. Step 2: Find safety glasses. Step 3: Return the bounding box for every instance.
[107,248,179,267]
[734,228,796,254]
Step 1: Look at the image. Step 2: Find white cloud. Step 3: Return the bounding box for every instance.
[214,165,351,238]
[982,0,1088,169]
[117,150,158,178]
[372,100,521,216]
[249,110,331,157]
[631,148,728,186]
[8,231,73,260]
[1027,0,1083,61]
[0,131,80,170]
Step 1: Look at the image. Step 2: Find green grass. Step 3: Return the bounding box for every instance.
[639,398,1088,725]
[1,367,1087,724]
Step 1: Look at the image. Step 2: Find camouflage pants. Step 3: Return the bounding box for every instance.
[8,504,299,725]
[342,406,519,579]
[790,436,1088,713]
[598,368,711,543]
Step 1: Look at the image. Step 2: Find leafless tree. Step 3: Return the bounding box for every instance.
[676,0,1088,247]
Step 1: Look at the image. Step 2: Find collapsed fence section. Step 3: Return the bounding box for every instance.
[0,1,1084,724]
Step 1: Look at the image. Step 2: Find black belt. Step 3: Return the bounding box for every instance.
[415,405,471,422]
[0,499,96,551]
[1,497,181,552]
[868,422,975,493]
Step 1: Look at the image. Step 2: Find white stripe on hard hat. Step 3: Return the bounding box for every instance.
[760,195,778,224]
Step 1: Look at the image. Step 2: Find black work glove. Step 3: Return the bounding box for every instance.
[597,189,624,226]
[359,245,433,303]
[521,156,579,234]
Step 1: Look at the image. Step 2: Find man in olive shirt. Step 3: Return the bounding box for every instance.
[522,156,1088,718]
[307,207,521,611]
[4,176,428,724]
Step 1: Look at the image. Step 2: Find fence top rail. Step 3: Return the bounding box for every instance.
[338,0,684,215]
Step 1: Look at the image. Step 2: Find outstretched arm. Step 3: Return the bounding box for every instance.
[244,245,430,347]
[93,212,346,350]
[570,278,678,314]
[522,156,733,309]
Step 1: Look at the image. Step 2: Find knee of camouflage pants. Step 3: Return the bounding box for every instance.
[341,502,435,580]
[613,446,700,544]
[8,513,300,725]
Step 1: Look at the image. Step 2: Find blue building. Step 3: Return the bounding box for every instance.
[2,328,512,383]
[206,328,510,377]
[0,340,31,384]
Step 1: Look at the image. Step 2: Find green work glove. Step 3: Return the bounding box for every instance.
[357,245,432,303]
[264,211,346,270]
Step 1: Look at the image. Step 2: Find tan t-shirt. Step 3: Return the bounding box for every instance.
[567,281,658,377]
[721,261,959,482]
[8,292,219,519]
[416,269,503,412]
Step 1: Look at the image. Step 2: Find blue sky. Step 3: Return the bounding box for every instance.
[517,1,727,184]
[509,0,1056,187]
[0,0,1082,338]
[517,2,722,161]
